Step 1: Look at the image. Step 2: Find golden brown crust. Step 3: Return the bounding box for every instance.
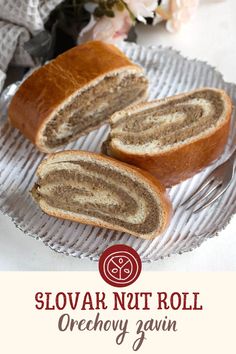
[8,41,144,152]
[105,88,233,186]
[33,150,172,239]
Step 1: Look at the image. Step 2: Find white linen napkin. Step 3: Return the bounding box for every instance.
[0,0,63,91]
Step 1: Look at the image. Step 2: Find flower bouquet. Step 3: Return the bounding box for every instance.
[24,0,200,62]
[79,0,199,42]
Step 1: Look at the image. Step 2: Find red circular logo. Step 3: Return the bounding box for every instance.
[99,244,142,287]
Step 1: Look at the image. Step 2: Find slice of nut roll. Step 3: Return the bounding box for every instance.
[103,88,232,186]
[31,150,171,239]
[8,41,148,153]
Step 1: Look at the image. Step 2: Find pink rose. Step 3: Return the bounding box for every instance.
[167,0,199,32]
[155,0,199,32]
[124,0,157,23]
[79,8,133,44]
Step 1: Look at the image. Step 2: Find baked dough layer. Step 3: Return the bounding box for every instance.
[43,73,147,149]
[8,41,148,153]
[108,89,225,153]
[32,151,171,239]
[104,88,232,186]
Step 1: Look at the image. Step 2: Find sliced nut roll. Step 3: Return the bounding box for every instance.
[103,88,232,186]
[31,151,171,239]
[8,41,148,153]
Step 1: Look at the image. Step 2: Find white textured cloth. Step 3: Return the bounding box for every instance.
[0,0,63,91]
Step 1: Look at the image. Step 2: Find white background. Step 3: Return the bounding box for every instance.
[0,0,236,271]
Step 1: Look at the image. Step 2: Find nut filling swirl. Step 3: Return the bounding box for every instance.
[32,159,164,235]
[43,73,147,149]
[110,90,225,152]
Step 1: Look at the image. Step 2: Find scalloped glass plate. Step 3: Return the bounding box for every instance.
[0,42,236,262]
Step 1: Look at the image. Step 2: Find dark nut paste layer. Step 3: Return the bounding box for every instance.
[43,73,147,149]
[110,89,224,147]
[32,160,162,234]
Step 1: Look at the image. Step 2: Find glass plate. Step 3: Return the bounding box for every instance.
[0,42,236,262]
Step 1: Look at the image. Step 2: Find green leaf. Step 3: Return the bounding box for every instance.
[105,9,115,17]
[116,0,125,11]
